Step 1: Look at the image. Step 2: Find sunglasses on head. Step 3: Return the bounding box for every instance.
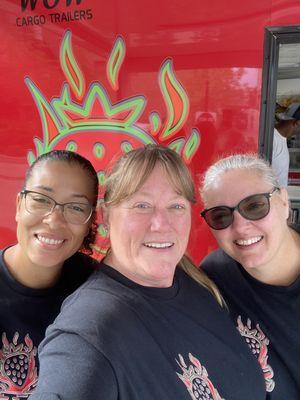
[201,187,280,230]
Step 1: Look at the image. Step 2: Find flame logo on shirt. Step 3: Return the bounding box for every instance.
[0,332,38,399]
[176,353,224,400]
[237,316,275,392]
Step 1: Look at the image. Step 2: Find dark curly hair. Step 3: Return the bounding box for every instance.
[24,150,99,254]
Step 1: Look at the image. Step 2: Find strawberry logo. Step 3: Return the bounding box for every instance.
[176,353,224,400]
[25,30,200,255]
[0,332,38,398]
[3,353,29,387]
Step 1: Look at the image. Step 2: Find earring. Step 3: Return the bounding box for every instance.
[103,224,110,236]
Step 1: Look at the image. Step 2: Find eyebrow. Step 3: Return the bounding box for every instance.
[32,185,90,202]
[131,191,186,201]
[33,185,53,192]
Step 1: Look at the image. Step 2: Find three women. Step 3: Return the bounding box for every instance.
[29,146,266,400]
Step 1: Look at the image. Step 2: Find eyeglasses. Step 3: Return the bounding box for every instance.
[20,190,93,225]
[201,187,280,230]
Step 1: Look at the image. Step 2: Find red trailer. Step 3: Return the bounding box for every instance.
[1,0,300,263]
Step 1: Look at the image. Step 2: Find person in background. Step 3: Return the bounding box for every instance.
[200,153,300,399]
[0,150,99,399]
[272,102,300,187]
[29,145,266,400]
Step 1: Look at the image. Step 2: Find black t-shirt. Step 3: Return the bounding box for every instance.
[0,248,98,399]
[30,263,266,400]
[202,248,300,400]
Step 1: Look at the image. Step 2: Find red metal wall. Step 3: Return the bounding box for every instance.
[1,0,300,263]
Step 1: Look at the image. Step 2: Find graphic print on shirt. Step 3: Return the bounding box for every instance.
[0,332,38,399]
[176,353,224,400]
[237,316,275,392]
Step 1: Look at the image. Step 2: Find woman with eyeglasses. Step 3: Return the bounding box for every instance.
[200,153,300,400]
[0,150,99,399]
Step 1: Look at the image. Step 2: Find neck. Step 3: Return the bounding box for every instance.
[276,123,292,139]
[4,245,62,289]
[247,227,300,286]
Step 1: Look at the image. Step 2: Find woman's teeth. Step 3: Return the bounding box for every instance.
[144,242,173,249]
[235,236,262,246]
[37,235,64,245]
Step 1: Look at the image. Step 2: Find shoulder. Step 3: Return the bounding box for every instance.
[201,248,234,272]
[54,268,143,332]
[201,249,242,284]
[47,269,154,354]
[273,128,284,142]
[60,252,100,290]
[65,252,100,271]
[273,128,286,151]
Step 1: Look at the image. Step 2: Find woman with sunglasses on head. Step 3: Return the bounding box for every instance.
[200,153,300,400]
[0,150,99,399]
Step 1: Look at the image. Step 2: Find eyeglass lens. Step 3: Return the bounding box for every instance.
[24,191,92,224]
[203,193,271,230]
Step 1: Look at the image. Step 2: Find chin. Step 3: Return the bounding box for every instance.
[31,254,63,269]
[238,256,265,271]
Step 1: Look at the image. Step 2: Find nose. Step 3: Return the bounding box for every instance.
[231,209,251,230]
[42,205,67,226]
[150,208,172,232]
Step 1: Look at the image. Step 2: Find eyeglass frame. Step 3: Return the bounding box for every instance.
[201,187,280,230]
[20,189,94,225]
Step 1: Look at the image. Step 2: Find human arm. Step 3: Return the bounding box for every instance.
[29,330,118,400]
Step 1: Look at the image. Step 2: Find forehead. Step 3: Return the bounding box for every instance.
[205,169,269,207]
[133,163,183,196]
[27,160,94,196]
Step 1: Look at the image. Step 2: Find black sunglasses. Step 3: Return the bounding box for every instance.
[201,187,280,230]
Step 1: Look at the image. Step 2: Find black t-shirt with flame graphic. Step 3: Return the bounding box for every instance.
[30,264,266,400]
[202,248,300,400]
[0,248,97,400]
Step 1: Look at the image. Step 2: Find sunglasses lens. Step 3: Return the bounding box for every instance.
[204,207,233,230]
[239,194,270,220]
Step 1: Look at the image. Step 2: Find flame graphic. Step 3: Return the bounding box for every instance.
[26,29,200,165]
[25,30,200,255]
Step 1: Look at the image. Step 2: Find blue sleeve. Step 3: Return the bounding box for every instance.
[29,331,118,400]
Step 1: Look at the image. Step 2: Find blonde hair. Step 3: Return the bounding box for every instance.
[104,145,224,306]
[104,145,196,206]
[179,256,225,307]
